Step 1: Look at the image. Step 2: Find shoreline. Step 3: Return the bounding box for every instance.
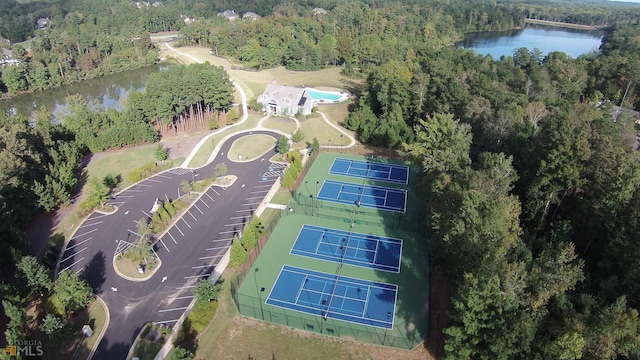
[524,18,604,31]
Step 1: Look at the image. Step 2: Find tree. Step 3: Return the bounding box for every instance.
[154,144,169,161]
[311,137,320,152]
[214,163,227,177]
[168,346,194,360]
[87,178,110,208]
[39,314,66,342]
[276,135,289,154]
[292,129,305,143]
[17,255,52,293]
[54,271,93,315]
[192,279,222,304]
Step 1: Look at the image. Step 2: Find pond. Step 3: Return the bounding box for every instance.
[0,65,163,122]
[457,25,603,59]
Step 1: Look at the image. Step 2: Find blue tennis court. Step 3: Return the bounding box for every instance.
[266,265,397,328]
[330,158,409,184]
[290,224,402,273]
[318,180,407,213]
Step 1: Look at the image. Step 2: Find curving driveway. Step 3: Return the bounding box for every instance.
[58,131,284,359]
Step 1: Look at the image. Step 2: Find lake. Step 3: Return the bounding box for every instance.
[0,65,162,122]
[458,25,603,59]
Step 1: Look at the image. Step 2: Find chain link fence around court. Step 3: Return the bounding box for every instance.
[231,290,423,350]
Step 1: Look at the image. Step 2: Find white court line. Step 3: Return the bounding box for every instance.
[187,211,198,221]
[158,238,170,252]
[71,228,98,239]
[181,218,192,229]
[175,225,184,236]
[61,257,84,272]
[159,307,189,313]
[156,174,172,179]
[218,230,236,234]
[192,265,214,269]
[225,222,245,227]
[155,319,179,324]
[211,189,220,196]
[167,232,177,244]
[66,237,92,250]
[184,274,211,279]
[78,220,103,228]
[174,295,194,300]
[193,204,204,214]
[61,247,87,263]
[204,192,215,202]
[198,199,210,208]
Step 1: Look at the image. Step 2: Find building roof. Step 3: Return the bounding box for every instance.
[313,7,327,15]
[218,9,237,20]
[261,84,308,108]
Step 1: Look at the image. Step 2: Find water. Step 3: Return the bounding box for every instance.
[0,65,162,122]
[305,89,342,102]
[458,25,603,59]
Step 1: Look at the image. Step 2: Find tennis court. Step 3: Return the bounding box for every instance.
[317,180,407,213]
[290,224,402,273]
[330,158,409,184]
[266,265,397,329]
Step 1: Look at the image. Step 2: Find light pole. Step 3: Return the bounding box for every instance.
[310,194,314,216]
[321,299,327,333]
[259,287,266,320]
[340,134,343,152]
[315,181,320,208]
[383,311,391,345]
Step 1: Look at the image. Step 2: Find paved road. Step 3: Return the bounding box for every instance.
[58,130,284,359]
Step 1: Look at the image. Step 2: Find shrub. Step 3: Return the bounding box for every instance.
[141,324,151,338]
[164,201,176,216]
[229,236,248,266]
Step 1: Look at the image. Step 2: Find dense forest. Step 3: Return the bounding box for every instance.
[1,0,640,358]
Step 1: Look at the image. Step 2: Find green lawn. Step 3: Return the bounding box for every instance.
[298,114,347,147]
[187,113,264,168]
[227,134,277,161]
[262,117,298,135]
[130,339,164,360]
[77,299,108,360]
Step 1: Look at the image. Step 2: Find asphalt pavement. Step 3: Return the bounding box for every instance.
[57,130,284,359]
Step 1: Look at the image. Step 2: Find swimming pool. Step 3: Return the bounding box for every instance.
[304,88,349,103]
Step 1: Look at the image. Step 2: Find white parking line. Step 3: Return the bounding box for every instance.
[255,185,272,188]
[199,199,210,208]
[192,265,214,269]
[206,246,227,251]
[174,295,194,300]
[89,213,110,220]
[147,179,162,183]
[193,204,204,214]
[235,209,252,213]
[230,216,247,220]
[167,232,177,244]
[158,238,170,252]
[245,196,264,200]
[137,184,152,188]
[75,268,83,275]
[200,254,223,259]
[61,257,84,272]
[184,274,211,279]
[181,218,192,229]
[71,228,98,239]
[241,202,261,206]
[211,189,220,196]
[127,189,144,193]
[61,247,87,263]
[117,195,135,198]
[212,238,232,243]
[187,211,198,222]
[175,225,184,236]
[66,237,92,250]
[218,230,236,234]
[158,307,189,313]
[250,190,269,194]
[204,192,215,202]
[127,229,141,236]
[155,319,179,324]
[225,223,245,227]
[141,210,151,218]
[156,174,172,179]
[78,221,103,229]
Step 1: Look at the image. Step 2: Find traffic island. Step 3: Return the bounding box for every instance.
[113,243,162,282]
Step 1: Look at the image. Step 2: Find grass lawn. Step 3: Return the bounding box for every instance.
[188,301,218,334]
[187,113,264,168]
[76,299,108,360]
[130,339,164,360]
[269,191,293,205]
[227,134,277,162]
[298,114,345,146]
[262,117,298,134]
[114,254,159,279]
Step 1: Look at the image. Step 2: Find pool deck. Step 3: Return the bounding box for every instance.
[305,87,350,104]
